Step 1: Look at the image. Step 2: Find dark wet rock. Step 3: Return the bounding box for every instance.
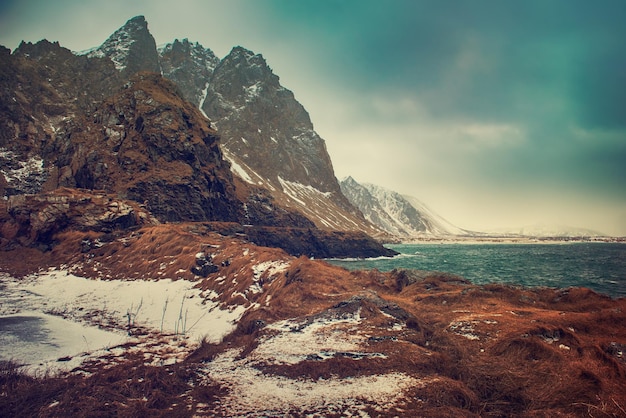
[191,252,219,277]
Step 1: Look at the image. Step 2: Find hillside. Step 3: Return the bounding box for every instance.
[340,176,468,238]
[1,207,625,416]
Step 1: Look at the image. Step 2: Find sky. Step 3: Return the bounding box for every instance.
[1,0,625,235]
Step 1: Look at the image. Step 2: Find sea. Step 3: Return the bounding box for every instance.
[327,242,626,299]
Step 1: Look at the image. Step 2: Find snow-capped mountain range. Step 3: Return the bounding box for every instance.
[486,224,606,238]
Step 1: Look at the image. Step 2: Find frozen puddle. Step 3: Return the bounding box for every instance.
[0,312,126,373]
[0,270,250,374]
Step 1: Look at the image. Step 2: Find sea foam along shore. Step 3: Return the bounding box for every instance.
[0,269,247,374]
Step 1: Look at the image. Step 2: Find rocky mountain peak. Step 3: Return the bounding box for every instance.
[86,15,160,76]
[14,39,64,59]
[202,45,336,190]
[158,38,219,108]
[204,46,282,118]
[196,44,378,232]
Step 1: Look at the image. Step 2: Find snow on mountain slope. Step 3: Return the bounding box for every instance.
[340,176,467,238]
[85,15,160,76]
[402,195,468,236]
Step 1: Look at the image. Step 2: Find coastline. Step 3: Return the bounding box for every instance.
[399,235,626,245]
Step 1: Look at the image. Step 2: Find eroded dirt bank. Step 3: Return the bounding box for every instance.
[1,223,625,417]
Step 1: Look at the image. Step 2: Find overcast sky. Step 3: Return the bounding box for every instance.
[2,0,625,235]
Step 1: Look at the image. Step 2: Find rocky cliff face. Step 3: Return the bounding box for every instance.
[0,15,392,257]
[158,39,220,108]
[158,43,373,232]
[0,39,123,195]
[340,176,467,238]
[48,72,242,222]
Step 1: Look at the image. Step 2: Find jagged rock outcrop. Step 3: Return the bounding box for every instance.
[0,188,157,249]
[340,176,468,238]
[44,72,243,223]
[86,15,160,77]
[158,39,220,108]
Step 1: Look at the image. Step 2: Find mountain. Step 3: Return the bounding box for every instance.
[0,16,393,258]
[157,42,377,234]
[85,15,161,77]
[340,176,467,238]
[77,15,379,234]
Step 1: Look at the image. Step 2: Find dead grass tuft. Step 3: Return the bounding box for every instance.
[412,377,479,413]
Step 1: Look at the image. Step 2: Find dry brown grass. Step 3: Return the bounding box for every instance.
[2,223,626,416]
[0,355,229,417]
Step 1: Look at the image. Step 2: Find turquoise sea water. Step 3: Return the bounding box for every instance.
[327,243,626,298]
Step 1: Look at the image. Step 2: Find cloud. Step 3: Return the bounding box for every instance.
[1,0,625,234]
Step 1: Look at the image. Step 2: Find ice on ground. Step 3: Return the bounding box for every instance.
[0,270,250,373]
[0,312,126,373]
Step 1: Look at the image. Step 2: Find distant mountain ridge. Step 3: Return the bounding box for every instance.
[340,176,468,238]
[487,224,607,238]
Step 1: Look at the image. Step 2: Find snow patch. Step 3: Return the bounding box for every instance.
[244,81,262,101]
[253,309,364,365]
[0,270,250,373]
[200,346,418,416]
[277,176,332,206]
[222,149,253,183]
[199,82,210,118]
[0,149,46,194]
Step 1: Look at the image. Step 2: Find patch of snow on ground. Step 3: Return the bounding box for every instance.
[251,260,289,285]
[252,309,364,365]
[448,320,480,340]
[201,344,419,416]
[0,271,249,373]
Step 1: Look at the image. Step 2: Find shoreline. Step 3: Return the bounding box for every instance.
[395,235,626,245]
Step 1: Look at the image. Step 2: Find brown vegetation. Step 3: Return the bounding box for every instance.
[1,218,625,416]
